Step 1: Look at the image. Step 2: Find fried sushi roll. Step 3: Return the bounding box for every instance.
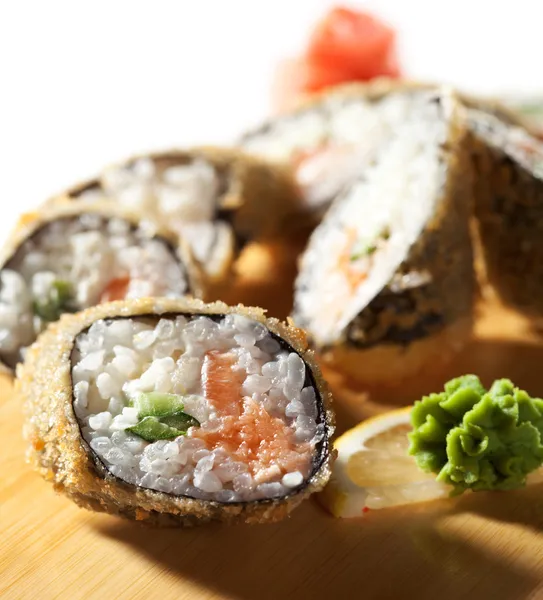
[467,108,543,317]
[291,89,475,385]
[0,203,201,372]
[240,79,523,219]
[57,148,301,284]
[19,298,334,526]
[241,80,448,216]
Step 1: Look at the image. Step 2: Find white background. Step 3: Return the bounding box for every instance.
[0,0,540,242]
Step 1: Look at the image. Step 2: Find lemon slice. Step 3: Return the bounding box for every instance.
[319,407,450,517]
[321,407,543,518]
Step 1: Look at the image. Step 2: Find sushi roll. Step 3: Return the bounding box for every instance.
[19,297,334,526]
[57,148,301,284]
[291,89,475,385]
[240,79,523,219]
[240,80,443,217]
[467,108,543,317]
[0,203,201,373]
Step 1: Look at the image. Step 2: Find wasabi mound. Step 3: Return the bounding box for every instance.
[409,375,543,495]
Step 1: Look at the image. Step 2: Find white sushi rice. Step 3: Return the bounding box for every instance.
[242,89,446,211]
[0,215,188,367]
[294,93,451,345]
[80,157,234,276]
[72,314,322,502]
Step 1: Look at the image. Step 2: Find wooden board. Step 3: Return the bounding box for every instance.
[3,299,543,600]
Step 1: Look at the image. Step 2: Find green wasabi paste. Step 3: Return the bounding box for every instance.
[408,375,543,495]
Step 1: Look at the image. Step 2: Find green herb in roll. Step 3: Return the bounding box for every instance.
[33,279,77,322]
[127,416,197,443]
[131,392,187,418]
[127,392,200,442]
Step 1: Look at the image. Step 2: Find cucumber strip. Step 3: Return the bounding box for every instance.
[160,412,199,429]
[33,279,76,322]
[127,416,186,442]
[132,392,185,418]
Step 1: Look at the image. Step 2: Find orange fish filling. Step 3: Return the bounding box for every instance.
[294,144,356,185]
[338,227,369,292]
[100,276,131,303]
[193,351,312,483]
[293,144,329,169]
[201,351,243,418]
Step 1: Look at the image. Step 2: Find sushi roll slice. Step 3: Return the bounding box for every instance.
[19,297,334,526]
[0,203,201,373]
[57,148,301,285]
[291,89,475,385]
[240,79,523,219]
[240,80,440,216]
[467,108,543,317]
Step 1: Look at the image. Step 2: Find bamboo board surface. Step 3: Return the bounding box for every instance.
[2,298,543,600]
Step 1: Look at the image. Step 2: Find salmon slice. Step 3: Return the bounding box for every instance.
[295,144,368,210]
[100,276,130,303]
[194,398,311,481]
[195,351,312,481]
[201,351,243,418]
[293,144,329,170]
